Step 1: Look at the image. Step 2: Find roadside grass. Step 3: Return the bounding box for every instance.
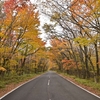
[0,72,43,89]
[74,77,100,91]
[58,72,100,95]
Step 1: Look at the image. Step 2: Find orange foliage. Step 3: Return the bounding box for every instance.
[70,0,97,18]
[50,38,70,49]
[62,58,77,70]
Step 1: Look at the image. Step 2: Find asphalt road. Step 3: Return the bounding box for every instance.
[1,71,100,100]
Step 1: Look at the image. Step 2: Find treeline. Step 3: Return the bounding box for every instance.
[42,0,100,83]
[0,0,48,78]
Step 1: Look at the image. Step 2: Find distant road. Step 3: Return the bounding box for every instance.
[1,71,100,100]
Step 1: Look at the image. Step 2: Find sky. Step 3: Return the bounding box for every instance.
[30,0,52,47]
[30,0,45,3]
[30,0,63,47]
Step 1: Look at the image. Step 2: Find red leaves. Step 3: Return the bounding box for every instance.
[62,58,77,70]
[71,0,96,17]
[3,0,31,14]
[4,0,17,13]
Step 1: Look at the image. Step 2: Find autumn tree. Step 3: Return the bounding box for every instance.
[0,0,46,76]
[70,0,100,82]
[41,0,100,82]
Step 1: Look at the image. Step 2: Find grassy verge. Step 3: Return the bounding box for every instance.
[58,72,100,96]
[0,72,43,89]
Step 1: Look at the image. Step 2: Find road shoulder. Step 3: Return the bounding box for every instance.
[58,73,100,98]
[0,74,41,98]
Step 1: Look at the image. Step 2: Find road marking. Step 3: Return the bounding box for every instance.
[48,80,50,86]
[0,75,42,100]
[58,74,100,99]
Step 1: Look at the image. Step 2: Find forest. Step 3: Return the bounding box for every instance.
[0,0,100,89]
[42,0,100,83]
[0,0,49,87]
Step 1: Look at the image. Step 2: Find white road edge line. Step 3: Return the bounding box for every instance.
[58,74,100,99]
[0,75,42,100]
[48,80,50,86]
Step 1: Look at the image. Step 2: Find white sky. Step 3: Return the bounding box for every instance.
[30,0,45,3]
[31,0,63,47]
[30,0,52,47]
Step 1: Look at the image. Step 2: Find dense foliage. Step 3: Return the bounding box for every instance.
[0,0,100,86]
[42,0,100,83]
[0,0,48,80]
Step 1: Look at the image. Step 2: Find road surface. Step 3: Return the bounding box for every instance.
[1,71,100,100]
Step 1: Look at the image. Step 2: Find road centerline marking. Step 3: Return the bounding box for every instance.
[48,80,50,86]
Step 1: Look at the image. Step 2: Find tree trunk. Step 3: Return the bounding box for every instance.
[94,43,99,82]
[84,46,90,79]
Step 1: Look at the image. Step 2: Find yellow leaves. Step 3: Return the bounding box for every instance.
[15,54,24,60]
[23,31,38,39]
[16,5,39,30]
[51,12,61,21]
[0,47,11,54]
[0,32,4,38]
[74,37,90,46]
[3,15,12,28]
[0,0,44,74]
[0,66,6,71]
[8,59,18,67]
[74,34,100,46]
[36,48,45,57]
